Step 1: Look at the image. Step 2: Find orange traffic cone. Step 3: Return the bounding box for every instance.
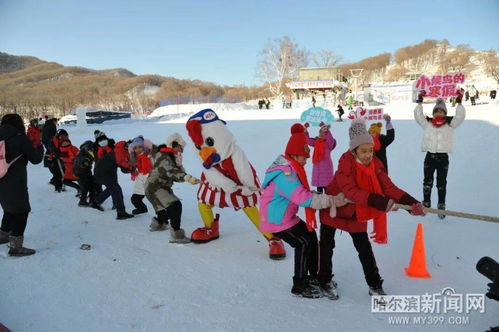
[405,223,431,278]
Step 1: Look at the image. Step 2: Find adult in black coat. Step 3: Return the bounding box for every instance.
[0,114,44,256]
[41,118,57,149]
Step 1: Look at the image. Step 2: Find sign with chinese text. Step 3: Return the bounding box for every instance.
[415,73,466,98]
[300,107,334,126]
[348,107,384,121]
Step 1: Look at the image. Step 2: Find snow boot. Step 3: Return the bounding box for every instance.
[320,280,339,300]
[369,286,387,296]
[268,237,286,260]
[149,217,168,232]
[291,277,322,299]
[8,236,36,257]
[0,229,10,244]
[191,214,220,243]
[169,228,191,244]
[132,207,148,215]
[437,203,446,220]
[91,201,105,211]
[422,201,431,208]
[78,199,90,207]
[117,211,134,220]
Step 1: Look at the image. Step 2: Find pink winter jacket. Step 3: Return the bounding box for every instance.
[306,130,336,187]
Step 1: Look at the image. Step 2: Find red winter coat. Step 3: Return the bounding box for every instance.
[59,144,79,180]
[320,151,417,233]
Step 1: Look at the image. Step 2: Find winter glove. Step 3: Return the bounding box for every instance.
[383,114,391,123]
[456,88,464,104]
[331,192,348,207]
[384,113,393,130]
[184,174,201,185]
[410,203,426,216]
[417,90,426,103]
[237,186,258,196]
[367,193,393,212]
[310,193,332,210]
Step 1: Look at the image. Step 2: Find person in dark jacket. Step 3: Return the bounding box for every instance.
[93,130,115,196]
[73,140,96,207]
[0,114,44,256]
[92,140,134,220]
[336,105,345,121]
[42,118,58,185]
[367,114,395,173]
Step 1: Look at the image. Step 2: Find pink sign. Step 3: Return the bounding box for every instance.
[415,73,465,98]
[348,107,384,121]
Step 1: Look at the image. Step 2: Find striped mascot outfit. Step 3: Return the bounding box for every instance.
[186,109,285,259]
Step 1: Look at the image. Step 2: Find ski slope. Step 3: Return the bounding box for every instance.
[1,100,499,331]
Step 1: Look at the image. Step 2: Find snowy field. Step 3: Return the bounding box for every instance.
[1,100,499,331]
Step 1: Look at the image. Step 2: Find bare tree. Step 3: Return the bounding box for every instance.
[439,44,473,73]
[482,49,499,84]
[312,49,342,67]
[256,36,309,97]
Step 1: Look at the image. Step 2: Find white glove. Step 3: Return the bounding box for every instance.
[331,192,348,207]
[310,194,332,210]
[238,186,261,196]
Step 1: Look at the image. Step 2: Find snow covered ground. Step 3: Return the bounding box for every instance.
[1,100,499,331]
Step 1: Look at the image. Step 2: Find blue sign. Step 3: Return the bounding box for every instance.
[300,107,334,127]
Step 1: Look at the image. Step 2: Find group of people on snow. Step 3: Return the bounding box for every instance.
[0,89,465,300]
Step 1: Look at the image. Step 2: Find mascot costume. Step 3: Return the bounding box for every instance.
[186,109,286,260]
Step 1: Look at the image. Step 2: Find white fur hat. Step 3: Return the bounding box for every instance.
[166,132,186,148]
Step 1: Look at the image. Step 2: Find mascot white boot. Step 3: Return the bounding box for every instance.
[186,109,286,260]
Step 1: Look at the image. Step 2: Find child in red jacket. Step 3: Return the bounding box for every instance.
[318,119,426,298]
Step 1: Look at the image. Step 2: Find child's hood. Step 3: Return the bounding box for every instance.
[262,155,293,188]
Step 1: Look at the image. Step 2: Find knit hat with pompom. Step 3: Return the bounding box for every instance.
[285,123,310,158]
[349,119,373,151]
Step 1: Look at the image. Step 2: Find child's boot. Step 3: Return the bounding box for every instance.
[291,277,322,299]
[268,237,286,260]
[169,228,191,244]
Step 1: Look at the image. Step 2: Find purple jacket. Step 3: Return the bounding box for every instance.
[306,130,336,187]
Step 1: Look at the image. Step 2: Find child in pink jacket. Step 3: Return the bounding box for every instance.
[305,122,337,193]
[259,123,345,298]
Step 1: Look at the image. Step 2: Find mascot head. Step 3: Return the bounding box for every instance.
[186,109,235,169]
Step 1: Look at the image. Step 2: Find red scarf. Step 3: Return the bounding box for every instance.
[131,153,152,180]
[284,154,317,232]
[354,160,387,244]
[160,147,175,153]
[372,135,381,152]
[97,145,112,159]
[431,117,446,128]
[312,138,326,164]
